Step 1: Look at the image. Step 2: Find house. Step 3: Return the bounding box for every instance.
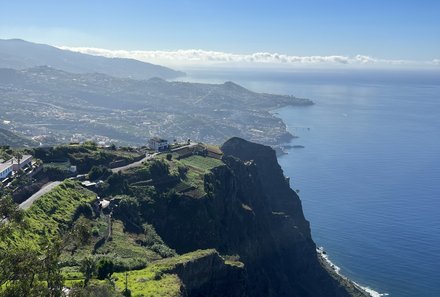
[11,155,32,171]
[148,137,169,152]
[0,154,33,179]
[0,163,13,179]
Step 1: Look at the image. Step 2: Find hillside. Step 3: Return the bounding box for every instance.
[0,139,367,296]
[0,66,312,147]
[0,39,184,80]
[0,126,37,147]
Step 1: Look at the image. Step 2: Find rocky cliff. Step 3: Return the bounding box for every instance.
[146,137,361,297]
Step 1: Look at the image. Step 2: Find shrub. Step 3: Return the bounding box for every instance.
[88,165,112,181]
[96,258,115,280]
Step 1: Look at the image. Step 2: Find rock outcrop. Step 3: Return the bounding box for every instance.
[165,249,247,297]
[147,137,363,297]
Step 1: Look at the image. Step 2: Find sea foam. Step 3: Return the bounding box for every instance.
[316,247,388,297]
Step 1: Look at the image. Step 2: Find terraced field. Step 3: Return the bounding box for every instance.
[178,155,224,172]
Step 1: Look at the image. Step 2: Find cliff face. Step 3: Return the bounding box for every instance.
[148,137,354,297]
[166,250,247,297]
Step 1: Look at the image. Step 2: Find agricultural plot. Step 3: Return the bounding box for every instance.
[179,155,223,172]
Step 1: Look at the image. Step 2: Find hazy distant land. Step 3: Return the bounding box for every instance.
[0,66,312,147]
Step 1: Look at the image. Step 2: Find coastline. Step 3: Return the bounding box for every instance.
[316,247,388,297]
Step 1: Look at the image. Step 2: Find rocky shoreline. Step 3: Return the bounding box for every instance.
[317,247,387,297]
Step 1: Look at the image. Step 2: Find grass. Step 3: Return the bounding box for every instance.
[60,217,164,272]
[94,220,162,268]
[43,161,71,170]
[153,154,224,198]
[3,180,96,245]
[61,268,84,288]
[113,270,181,297]
[112,249,217,297]
[178,155,224,172]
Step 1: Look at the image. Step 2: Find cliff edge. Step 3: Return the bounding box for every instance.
[147,137,367,296]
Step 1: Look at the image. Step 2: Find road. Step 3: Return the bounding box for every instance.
[111,153,157,173]
[19,181,61,210]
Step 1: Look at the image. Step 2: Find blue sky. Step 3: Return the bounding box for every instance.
[1,0,439,68]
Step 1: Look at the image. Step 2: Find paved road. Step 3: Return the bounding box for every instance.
[111,153,157,173]
[111,143,199,173]
[19,181,61,210]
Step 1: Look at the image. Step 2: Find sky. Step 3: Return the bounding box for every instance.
[1,0,439,69]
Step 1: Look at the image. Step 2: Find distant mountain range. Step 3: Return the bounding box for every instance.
[0,39,184,80]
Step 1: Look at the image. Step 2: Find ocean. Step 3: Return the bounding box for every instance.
[181,68,440,297]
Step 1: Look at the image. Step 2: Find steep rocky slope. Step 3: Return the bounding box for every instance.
[146,137,364,296]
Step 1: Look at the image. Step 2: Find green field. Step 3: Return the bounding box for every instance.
[178,155,223,172]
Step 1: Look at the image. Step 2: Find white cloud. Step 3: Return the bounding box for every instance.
[57,45,438,68]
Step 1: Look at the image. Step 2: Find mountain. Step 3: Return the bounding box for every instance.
[0,39,185,80]
[0,66,312,146]
[0,127,37,147]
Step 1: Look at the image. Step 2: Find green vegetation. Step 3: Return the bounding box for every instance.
[178,155,223,172]
[88,165,112,181]
[114,270,181,297]
[33,143,143,173]
[0,195,65,296]
[0,127,37,147]
[94,220,163,268]
[23,180,96,241]
[112,250,217,297]
[1,144,232,296]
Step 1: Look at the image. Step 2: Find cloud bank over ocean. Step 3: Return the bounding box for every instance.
[58,46,439,69]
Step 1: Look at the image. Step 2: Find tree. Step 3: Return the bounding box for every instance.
[177,165,188,179]
[0,197,64,297]
[106,172,129,195]
[69,282,122,297]
[149,160,169,179]
[41,239,64,297]
[88,165,111,181]
[96,259,114,280]
[166,153,172,161]
[73,217,92,246]
[83,141,97,150]
[80,257,96,287]
[14,151,23,166]
[0,239,64,297]
[0,196,25,239]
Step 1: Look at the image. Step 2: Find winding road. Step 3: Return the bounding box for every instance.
[111,153,157,173]
[19,181,61,210]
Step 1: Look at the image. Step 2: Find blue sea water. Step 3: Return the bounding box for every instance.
[182,69,440,297]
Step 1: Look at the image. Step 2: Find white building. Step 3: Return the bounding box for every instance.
[0,163,13,179]
[11,155,32,171]
[148,137,169,152]
[0,155,33,178]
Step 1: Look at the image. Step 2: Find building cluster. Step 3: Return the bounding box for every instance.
[0,155,33,179]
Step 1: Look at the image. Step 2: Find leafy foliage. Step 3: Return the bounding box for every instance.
[96,258,114,280]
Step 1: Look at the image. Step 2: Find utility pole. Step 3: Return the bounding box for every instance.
[125,271,128,293]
